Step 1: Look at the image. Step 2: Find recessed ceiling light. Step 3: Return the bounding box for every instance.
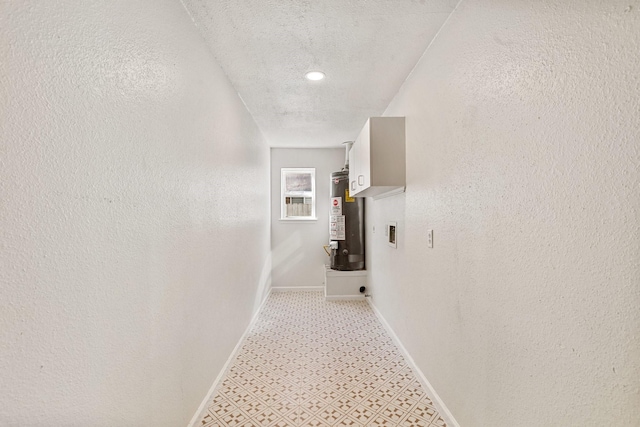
[305,71,325,81]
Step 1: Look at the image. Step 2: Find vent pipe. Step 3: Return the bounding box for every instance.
[342,141,354,171]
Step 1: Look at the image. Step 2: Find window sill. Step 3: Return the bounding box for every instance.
[279,218,318,222]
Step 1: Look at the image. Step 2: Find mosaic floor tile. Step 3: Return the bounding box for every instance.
[199,291,447,426]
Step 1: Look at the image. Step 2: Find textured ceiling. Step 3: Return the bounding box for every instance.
[181,0,457,147]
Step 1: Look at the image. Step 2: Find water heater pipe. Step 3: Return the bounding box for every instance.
[342,141,354,171]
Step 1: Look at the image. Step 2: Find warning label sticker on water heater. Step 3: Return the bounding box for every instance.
[345,189,355,202]
[330,197,342,215]
[330,215,345,240]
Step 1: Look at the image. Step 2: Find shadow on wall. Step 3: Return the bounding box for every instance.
[253,253,273,312]
[271,231,305,283]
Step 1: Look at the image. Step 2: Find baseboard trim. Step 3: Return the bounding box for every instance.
[271,286,323,292]
[186,288,273,427]
[324,295,365,301]
[367,299,460,427]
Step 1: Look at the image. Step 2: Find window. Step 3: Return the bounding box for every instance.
[281,168,316,220]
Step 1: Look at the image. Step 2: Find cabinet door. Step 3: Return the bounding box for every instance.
[348,140,359,195]
[350,120,372,196]
[358,122,371,192]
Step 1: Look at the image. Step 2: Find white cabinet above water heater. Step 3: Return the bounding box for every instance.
[348,117,406,199]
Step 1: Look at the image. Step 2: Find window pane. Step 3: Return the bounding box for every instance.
[285,196,313,217]
[285,173,312,192]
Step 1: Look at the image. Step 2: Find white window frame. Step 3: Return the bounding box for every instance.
[280,168,316,221]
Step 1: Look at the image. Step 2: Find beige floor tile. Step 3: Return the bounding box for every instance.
[199,291,447,426]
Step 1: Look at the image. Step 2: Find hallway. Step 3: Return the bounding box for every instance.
[2,1,639,426]
[196,292,447,427]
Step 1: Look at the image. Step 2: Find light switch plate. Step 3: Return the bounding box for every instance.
[427,229,433,248]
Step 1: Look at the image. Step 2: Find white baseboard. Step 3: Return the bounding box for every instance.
[186,288,273,427]
[271,286,323,292]
[367,299,460,427]
[325,295,365,301]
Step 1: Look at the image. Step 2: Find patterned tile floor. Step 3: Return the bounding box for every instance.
[199,291,447,427]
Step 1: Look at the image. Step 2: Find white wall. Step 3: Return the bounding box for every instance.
[271,148,345,288]
[367,0,640,426]
[0,1,270,426]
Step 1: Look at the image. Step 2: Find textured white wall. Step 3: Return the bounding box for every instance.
[367,0,640,426]
[0,1,270,426]
[270,148,345,288]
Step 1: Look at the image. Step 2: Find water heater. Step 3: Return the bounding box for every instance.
[329,145,365,271]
